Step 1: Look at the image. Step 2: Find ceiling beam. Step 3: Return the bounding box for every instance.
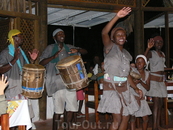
[47,0,135,12]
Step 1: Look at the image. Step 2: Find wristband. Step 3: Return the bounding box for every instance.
[9,62,13,67]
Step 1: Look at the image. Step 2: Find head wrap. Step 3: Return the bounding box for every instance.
[153,36,163,42]
[52,28,64,37]
[135,54,148,69]
[8,29,21,46]
[110,27,125,40]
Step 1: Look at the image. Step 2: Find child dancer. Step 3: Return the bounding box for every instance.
[130,55,152,130]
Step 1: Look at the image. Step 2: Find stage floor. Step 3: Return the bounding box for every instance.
[34,112,173,130]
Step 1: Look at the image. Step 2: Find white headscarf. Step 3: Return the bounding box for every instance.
[52,28,64,37]
[135,54,148,69]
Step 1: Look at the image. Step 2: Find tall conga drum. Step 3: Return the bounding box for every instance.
[56,55,89,90]
[22,64,45,98]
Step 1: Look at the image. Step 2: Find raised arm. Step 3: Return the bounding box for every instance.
[102,7,131,47]
[144,38,154,60]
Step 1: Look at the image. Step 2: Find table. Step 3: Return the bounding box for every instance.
[7,100,32,130]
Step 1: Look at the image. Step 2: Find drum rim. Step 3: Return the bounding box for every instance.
[56,55,81,67]
[23,64,45,70]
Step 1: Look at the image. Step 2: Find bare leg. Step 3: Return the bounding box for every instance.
[109,113,122,130]
[78,100,83,114]
[52,113,61,130]
[157,98,161,127]
[119,115,130,130]
[142,115,149,130]
[72,112,77,123]
[66,111,74,130]
[130,116,136,130]
[157,98,163,129]
[152,97,159,130]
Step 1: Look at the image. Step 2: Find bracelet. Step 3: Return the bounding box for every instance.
[9,62,13,67]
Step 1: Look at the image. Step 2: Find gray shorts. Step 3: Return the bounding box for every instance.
[52,89,78,114]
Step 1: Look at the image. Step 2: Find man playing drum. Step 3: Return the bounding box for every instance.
[0,29,39,129]
[39,28,87,130]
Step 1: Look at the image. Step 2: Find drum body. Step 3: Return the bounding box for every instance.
[22,64,45,98]
[56,55,89,90]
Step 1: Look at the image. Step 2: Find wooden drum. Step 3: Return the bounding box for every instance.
[22,64,45,98]
[56,55,89,90]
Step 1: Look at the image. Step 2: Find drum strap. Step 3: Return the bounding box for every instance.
[51,43,75,63]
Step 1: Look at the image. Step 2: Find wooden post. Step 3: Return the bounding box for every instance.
[134,0,144,57]
[165,12,170,67]
[38,0,47,120]
[34,19,39,64]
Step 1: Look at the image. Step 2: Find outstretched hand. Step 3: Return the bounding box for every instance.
[117,7,131,18]
[0,74,9,95]
[68,48,78,54]
[28,49,39,61]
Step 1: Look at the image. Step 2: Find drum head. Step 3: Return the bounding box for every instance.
[56,55,80,67]
[23,64,45,71]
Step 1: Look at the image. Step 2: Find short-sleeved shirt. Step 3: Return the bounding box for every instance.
[0,95,7,115]
[39,43,80,96]
[0,48,27,99]
[149,50,165,72]
[104,43,132,77]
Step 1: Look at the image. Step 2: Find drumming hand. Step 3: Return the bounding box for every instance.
[14,48,20,60]
[117,7,131,18]
[147,38,154,49]
[0,74,9,95]
[53,49,63,59]
[28,49,39,61]
[68,48,78,54]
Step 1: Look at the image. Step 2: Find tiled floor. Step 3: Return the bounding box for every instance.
[34,113,173,130]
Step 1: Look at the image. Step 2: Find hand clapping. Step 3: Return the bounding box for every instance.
[28,49,39,61]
